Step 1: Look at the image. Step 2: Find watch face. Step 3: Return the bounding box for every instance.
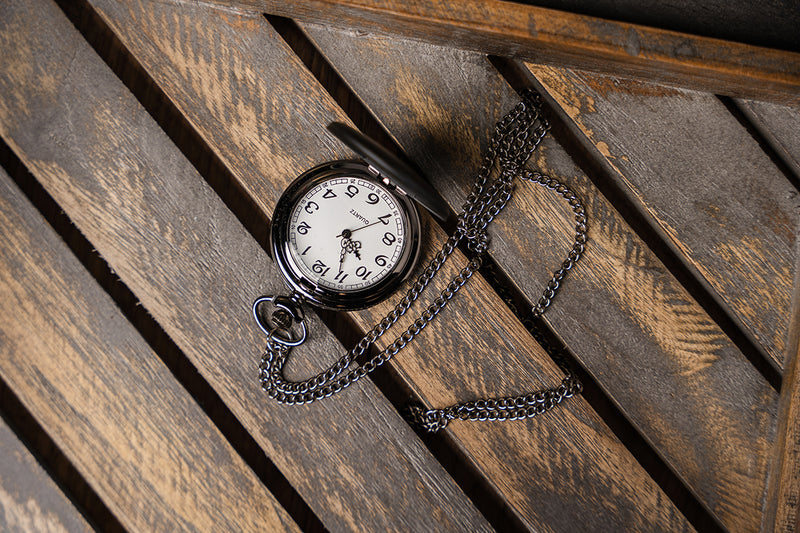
[271,161,421,310]
[288,176,406,291]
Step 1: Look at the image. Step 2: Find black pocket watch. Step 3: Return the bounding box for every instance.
[259,122,449,334]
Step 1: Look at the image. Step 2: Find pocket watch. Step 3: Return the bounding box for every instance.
[253,92,586,432]
[271,159,420,309]
[255,122,449,341]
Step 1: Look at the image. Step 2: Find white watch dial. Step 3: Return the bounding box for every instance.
[287,177,406,292]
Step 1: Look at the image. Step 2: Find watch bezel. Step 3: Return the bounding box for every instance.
[270,160,421,310]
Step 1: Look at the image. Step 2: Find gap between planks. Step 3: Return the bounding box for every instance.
[722,96,800,193]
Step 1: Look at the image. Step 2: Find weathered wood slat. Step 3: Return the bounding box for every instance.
[0,168,300,531]
[0,1,493,531]
[300,25,779,531]
[734,99,800,182]
[528,64,799,372]
[81,1,696,530]
[202,0,800,105]
[767,245,800,533]
[0,416,93,533]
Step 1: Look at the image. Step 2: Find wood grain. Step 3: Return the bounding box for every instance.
[0,1,492,531]
[200,0,800,105]
[528,64,800,372]
[300,25,780,532]
[767,238,800,533]
[0,168,299,531]
[0,416,93,533]
[80,0,696,530]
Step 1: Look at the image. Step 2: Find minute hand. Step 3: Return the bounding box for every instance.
[348,218,386,234]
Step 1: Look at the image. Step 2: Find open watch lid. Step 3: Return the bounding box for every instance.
[327,122,450,222]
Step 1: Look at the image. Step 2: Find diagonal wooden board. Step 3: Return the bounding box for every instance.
[0,168,300,531]
[299,24,779,532]
[527,64,799,371]
[765,228,800,533]
[80,0,696,530]
[0,1,493,531]
[0,416,93,532]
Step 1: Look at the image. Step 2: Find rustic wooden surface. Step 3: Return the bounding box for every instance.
[0,415,93,532]
[299,24,781,531]
[0,0,798,532]
[202,0,800,105]
[81,1,691,530]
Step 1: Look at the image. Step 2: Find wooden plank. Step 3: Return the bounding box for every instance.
[202,0,800,105]
[766,238,800,533]
[734,99,800,182]
[528,64,799,372]
[0,1,493,531]
[507,0,800,52]
[0,169,300,531]
[81,0,696,531]
[300,24,780,531]
[0,417,93,533]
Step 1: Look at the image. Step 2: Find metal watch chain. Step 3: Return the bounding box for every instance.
[256,89,587,432]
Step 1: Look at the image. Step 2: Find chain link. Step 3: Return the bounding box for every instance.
[258,89,586,432]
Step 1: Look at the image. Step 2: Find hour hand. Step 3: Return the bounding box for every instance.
[338,238,348,270]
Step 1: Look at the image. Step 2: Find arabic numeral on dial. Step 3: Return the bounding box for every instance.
[355,266,373,280]
[322,188,336,199]
[366,192,379,205]
[296,221,311,234]
[304,201,319,214]
[312,260,330,276]
[378,213,392,225]
[334,270,348,283]
[375,254,388,267]
[345,184,359,198]
[382,232,396,245]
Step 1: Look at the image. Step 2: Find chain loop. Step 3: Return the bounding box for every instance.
[257,89,586,432]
